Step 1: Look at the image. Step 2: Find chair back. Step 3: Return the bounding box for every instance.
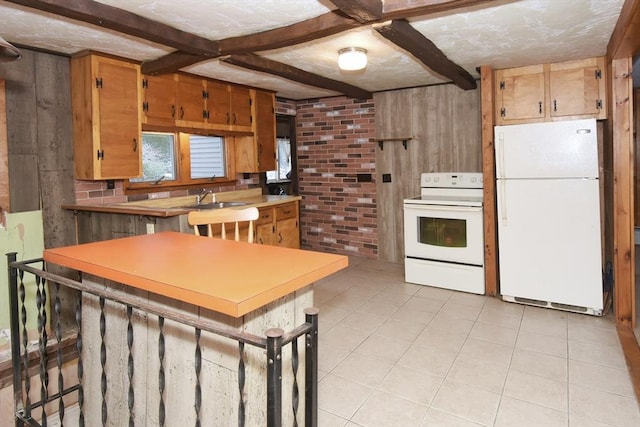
[187,207,260,242]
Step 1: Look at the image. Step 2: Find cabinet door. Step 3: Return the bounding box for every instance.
[207,80,231,126]
[229,86,252,128]
[142,74,176,126]
[95,58,141,179]
[176,75,206,123]
[254,90,276,171]
[256,207,276,245]
[275,203,299,248]
[496,68,545,124]
[549,66,603,118]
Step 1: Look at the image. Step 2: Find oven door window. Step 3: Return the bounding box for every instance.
[419,217,467,248]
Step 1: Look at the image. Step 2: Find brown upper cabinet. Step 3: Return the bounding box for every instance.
[207,82,252,131]
[71,53,142,180]
[142,73,176,126]
[234,90,276,172]
[495,57,606,125]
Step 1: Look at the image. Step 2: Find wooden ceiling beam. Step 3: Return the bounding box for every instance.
[221,54,372,100]
[143,11,360,75]
[381,0,498,20]
[329,0,383,23]
[5,0,220,56]
[374,19,477,90]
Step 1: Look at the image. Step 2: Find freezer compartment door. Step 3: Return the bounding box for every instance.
[496,178,603,310]
[495,118,598,179]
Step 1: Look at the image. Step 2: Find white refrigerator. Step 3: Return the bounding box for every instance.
[495,118,603,315]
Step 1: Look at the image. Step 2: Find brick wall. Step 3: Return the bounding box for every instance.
[295,96,377,259]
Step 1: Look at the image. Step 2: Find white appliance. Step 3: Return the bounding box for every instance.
[404,173,485,294]
[495,118,604,315]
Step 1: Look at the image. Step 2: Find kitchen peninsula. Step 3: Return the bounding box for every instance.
[43,231,347,425]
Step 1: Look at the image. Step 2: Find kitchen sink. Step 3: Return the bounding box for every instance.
[182,201,248,210]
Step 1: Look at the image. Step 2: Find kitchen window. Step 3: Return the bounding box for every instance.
[266,137,292,182]
[127,131,229,190]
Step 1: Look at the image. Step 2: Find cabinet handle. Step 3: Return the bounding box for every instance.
[226,113,230,124]
[553,99,557,112]
[132,138,137,152]
[180,106,184,119]
[278,232,282,243]
[233,113,237,124]
[259,237,263,244]
[538,101,542,114]
[171,105,176,118]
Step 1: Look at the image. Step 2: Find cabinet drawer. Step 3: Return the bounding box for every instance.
[275,203,297,220]
[257,207,274,225]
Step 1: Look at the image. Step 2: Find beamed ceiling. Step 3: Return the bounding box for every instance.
[0,0,627,100]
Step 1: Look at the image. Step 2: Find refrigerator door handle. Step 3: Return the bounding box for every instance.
[496,132,505,179]
[499,179,507,225]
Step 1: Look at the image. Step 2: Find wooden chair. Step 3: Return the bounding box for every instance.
[188,207,260,242]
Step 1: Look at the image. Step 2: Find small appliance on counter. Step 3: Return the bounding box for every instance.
[403,172,485,294]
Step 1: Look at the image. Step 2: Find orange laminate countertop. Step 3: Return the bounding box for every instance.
[43,231,348,317]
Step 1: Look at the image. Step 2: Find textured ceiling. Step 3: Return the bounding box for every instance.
[0,0,627,99]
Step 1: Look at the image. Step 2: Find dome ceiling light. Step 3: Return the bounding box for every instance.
[338,47,367,71]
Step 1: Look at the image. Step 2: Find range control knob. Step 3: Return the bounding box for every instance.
[434,177,439,182]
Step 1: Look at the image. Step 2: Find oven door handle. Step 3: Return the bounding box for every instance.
[405,204,482,213]
[499,180,508,225]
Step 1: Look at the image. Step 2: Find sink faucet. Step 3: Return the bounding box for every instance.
[196,189,214,204]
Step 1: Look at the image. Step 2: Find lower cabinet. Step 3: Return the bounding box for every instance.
[71,200,300,249]
[256,202,300,249]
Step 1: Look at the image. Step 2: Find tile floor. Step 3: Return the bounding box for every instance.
[314,257,640,427]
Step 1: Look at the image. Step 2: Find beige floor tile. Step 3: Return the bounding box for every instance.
[468,322,519,347]
[524,305,569,321]
[318,409,349,427]
[484,298,525,316]
[367,290,412,307]
[398,343,458,378]
[336,311,387,335]
[568,312,616,331]
[431,380,501,426]
[352,390,428,427]
[516,330,568,358]
[374,318,427,342]
[568,322,620,346]
[438,301,483,322]
[355,300,400,318]
[332,352,394,387]
[458,338,514,367]
[503,370,568,411]
[387,306,436,325]
[403,295,446,313]
[414,327,469,354]
[447,292,488,308]
[317,304,351,326]
[319,345,350,373]
[494,396,568,427]
[520,315,568,339]
[568,359,635,397]
[378,364,443,405]
[421,408,485,426]
[475,307,523,329]
[428,315,476,336]
[355,334,411,362]
[568,414,618,427]
[568,339,627,369]
[414,286,455,301]
[569,384,640,427]
[320,324,369,352]
[510,348,568,381]
[446,356,509,393]
[318,374,372,420]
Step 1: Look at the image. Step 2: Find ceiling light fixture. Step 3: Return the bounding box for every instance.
[338,47,367,71]
[0,36,22,62]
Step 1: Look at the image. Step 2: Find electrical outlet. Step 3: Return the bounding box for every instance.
[382,173,392,183]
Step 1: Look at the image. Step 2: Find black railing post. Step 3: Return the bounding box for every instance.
[266,328,283,427]
[7,252,24,427]
[304,308,319,427]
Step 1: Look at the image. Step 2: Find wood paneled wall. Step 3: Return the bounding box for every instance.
[374,84,481,262]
